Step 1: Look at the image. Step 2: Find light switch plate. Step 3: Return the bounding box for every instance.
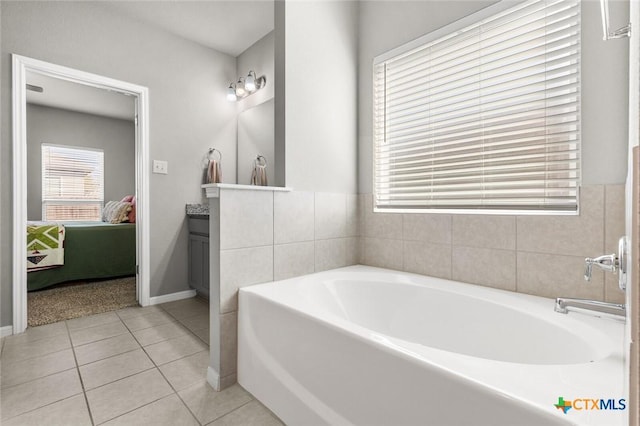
[153,160,168,174]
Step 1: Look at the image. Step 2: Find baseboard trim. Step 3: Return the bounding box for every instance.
[1,325,13,338]
[148,289,197,306]
[207,366,220,391]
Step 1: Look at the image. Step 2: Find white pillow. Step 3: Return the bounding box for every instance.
[102,201,132,224]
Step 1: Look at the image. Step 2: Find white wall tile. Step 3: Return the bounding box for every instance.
[452,246,516,291]
[403,213,451,244]
[345,237,360,266]
[363,238,403,270]
[346,194,359,237]
[315,192,347,239]
[274,191,314,244]
[220,312,237,377]
[363,194,403,239]
[274,242,315,281]
[219,246,273,313]
[516,252,605,300]
[403,241,451,280]
[453,215,515,250]
[315,239,347,272]
[517,185,604,256]
[220,190,273,250]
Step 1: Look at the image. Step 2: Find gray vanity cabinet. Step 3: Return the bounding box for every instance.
[188,217,210,298]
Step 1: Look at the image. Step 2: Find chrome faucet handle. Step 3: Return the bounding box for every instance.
[584,254,618,282]
[584,260,593,281]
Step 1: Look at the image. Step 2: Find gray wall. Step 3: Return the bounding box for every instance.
[284,0,358,194]
[358,0,630,193]
[236,31,275,114]
[26,104,135,220]
[1,1,237,326]
[236,31,276,185]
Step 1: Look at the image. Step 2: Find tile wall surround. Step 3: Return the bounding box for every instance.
[360,184,626,305]
[209,184,625,390]
[209,188,359,389]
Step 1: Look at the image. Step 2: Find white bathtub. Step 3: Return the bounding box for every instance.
[238,266,626,426]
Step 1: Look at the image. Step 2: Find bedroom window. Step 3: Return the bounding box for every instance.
[42,144,104,221]
[373,0,581,213]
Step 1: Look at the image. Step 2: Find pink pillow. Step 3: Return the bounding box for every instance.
[120,195,136,222]
[121,195,136,204]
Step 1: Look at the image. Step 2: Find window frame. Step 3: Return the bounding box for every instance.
[41,143,105,221]
[372,0,582,216]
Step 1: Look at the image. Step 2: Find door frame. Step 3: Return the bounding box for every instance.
[12,54,151,334]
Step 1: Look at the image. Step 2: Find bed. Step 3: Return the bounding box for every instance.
[27,221,136,291]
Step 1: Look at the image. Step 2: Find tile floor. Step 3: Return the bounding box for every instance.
[0,297,283,426]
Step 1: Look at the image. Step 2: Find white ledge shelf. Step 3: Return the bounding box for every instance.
[202,183,292,198]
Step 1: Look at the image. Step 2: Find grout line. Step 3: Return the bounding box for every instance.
[95,392,177,426]
[77,345,142,368]
[0,364,78,392]
[66,319,96,426]
[0,392,88,424]
[203,399,255,426]
[152,301,208,425]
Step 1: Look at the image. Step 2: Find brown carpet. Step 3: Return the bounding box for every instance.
[28,276,138,327]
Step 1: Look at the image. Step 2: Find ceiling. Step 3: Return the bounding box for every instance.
[26,1,275,120]
[99,1,274,58]
[26,72,136,121]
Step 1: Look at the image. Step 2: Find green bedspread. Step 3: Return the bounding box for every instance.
[27,222,136,291]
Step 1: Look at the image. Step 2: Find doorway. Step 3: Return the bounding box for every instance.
[12,55,151,334]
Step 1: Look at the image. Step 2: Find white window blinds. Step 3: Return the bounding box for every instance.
[42,144,104,221]
[373,0,581,213]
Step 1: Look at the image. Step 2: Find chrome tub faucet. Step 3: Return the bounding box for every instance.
[555,236,628,317]
[554,297,626,316]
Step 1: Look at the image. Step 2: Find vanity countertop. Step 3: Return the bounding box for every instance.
[186,203,209,217]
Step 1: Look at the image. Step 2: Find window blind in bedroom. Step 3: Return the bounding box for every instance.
[373,0,581,213]
[42,144,104,221]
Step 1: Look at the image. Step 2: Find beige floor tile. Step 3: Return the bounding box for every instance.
[85,368,173,425]
[121,311,176,331]
[1,333,71,363]
[0,369,82,420]
[132,321,191,347]
[158,350,209,391]
[207,400,284,426]
[178,313,209,331]
[74,333,140,366]
[70,321,128,347]
[163,301,209,321]
[144,334,208,366]
[6,321,68,345]
[79,348,154,390]
[178,382,252,425]
[66,312,121,331]
[159,297,207,313]
[160,297,209,320]
[191,327,210,345]
[1,394,91,426]
[115,305,162,320]
[1,348,76,388]
[102,394,199,426]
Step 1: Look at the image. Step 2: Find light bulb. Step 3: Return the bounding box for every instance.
[245,72,256,92]
[226,84,237,101]
[235,79,246,97]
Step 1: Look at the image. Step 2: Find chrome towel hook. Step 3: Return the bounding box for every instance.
[207,148,222,161]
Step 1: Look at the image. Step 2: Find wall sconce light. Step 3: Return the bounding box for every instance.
[226,70,266,102]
